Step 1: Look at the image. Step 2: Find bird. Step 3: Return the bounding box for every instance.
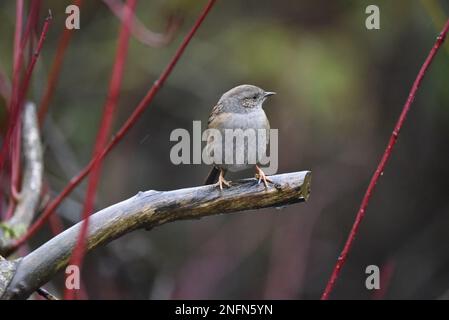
[204,84,276,190]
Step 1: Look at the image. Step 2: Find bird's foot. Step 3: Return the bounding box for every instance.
[214,171,231,190]
[255,166,273,188]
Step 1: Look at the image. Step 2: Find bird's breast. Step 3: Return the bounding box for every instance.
[206,109,270,172]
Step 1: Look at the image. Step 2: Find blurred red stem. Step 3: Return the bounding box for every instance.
[11,0,24,112]
[372,260,395,300]
[11,0,216,253]
[38,0,83,125]
[3,0,24,219]
[4,11,52,220]
[321,19,449,300]
[20,0,42,53]
[64,0,137,300]
[103,0,182,48]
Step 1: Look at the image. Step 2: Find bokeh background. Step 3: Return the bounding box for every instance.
[1,0,449,299]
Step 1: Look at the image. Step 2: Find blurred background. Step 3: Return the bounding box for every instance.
[1,0,449,299]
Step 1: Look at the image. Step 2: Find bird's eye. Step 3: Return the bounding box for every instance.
[252,95,257,100]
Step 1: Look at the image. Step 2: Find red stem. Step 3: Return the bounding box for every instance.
[48,211,64,236]
[4,11,52,220]
[321,19,449,300]
[3,0,41,219]
[103,0,182,48]
[64,0,137,300]
[372,260,395,300]
[20,0,42,53]
[11,0,217,253]
[1,0,24,219]
[38,0,83,125]
[11,0,24,111]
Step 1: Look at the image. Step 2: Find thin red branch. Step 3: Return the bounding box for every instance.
[38,0,83,125]
[321,19,449,300]
[10,0,217,253]
[48,210,64,236]
[6,0,40,202]
[103,0,182,48]
[372,260,395,300]
[1,0,24,219]
[10,0,24,112]
[20,0,42,53]
[4,11,52,220]
[64,0,137,300]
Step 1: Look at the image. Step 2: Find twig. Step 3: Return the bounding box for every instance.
[35,287,58,300]
[102,0,182,48]
[2,11,51,220]
[64,0,137,300]
[1,170,311,299]
[321,18,449,300]
[38,0,83,125]
[20,0,42,53]
[10,0,217,255]
[10,0,24,113]
[1,0,24,220]
[372,260,395,300]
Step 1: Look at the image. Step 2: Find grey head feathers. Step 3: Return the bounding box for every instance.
[217,84,275,113]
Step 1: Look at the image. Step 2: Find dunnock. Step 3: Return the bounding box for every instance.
[204,84,275,189]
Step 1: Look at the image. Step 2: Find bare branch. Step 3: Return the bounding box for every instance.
[0,102,43,254]
[0,170,311,299]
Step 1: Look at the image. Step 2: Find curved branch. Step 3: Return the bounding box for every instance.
[103,0,182,48]
[1,170,311,299]
[0,102,43,254]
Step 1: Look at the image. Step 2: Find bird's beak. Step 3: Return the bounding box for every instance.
[263,91,276,98]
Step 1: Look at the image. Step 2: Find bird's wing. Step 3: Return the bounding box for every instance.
[207,103,224,128]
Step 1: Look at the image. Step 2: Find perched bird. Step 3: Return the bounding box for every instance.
[204,84,276,190]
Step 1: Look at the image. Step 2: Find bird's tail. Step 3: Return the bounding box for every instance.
[204,167,221,185]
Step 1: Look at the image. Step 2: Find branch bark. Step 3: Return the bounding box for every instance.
[0,170,311,299]
[0,102,43,254]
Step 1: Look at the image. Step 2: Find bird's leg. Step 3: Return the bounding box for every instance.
[214,168,231,190]
[255,165,273,188]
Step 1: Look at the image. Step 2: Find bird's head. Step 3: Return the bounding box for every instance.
[219,84,275,111]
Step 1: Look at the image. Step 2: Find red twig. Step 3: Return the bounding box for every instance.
[10,0,24,112]
[4,11,52,220]
[372,260,395,300]
[10,0,217,253]
[48,211,64,236]
[321,19,449,300]
[38,0,83,125]
[1,0,24,219]
[103,0,182,48]
[20,0,42,53]
[64,0,137,300]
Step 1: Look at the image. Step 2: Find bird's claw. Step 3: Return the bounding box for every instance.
[255,166,273,188]
[214,171,231,190]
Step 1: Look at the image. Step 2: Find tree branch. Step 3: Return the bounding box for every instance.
[0,170,311,299]
[0,102,43,254]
